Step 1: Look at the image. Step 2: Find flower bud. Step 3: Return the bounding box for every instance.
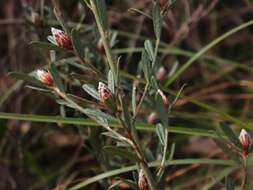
[157,89,169,109]
[156,66,167,81]
[36,70,54,87]
[98,82,112,102]
[138,169,149,190]
[147,112,159,124]
[96,38,104,53]
[50,27,72,49]
[239,129,251,156]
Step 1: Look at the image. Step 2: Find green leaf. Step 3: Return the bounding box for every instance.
[213,139,241,164]
[0,112,221,138]
[132,85,137,116]
[144,40,154,61]
[109,179,138,190]
[71,29,85,58]
[128,8,152,19]
[152,1,161,39]
[225,176,235,190]
[169,143,176,160]
[82,84,100,100]
[168,60,179,77]
[103,146,138,162]
[151,76,159,90]
[83,108,116,122]
[219,122,242,148]
[141,49,151,82]
[30,41,65,51]
[95,0,108,30]
[67,158,235,190]
[121,96,132,129]
[155,91,168,127]
[156,123,166,145]
[108,69,115,93]
[8,72,44,87]
[49,63,64,92]
[101,131,120,141]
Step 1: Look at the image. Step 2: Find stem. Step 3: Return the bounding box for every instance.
[241,157,248,190]
[89,0,116,82]
[117,113,157,190]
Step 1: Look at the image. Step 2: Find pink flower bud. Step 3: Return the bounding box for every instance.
[147,112,158,124]
[138,169,148,190]
[156,66,167,81]
[36,70,54,87]
[51,27,72,49]
[157,89,169,108]
[98,82,112,102]
[239,129,251,155]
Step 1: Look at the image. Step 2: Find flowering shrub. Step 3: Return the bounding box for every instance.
[3,0,253,189]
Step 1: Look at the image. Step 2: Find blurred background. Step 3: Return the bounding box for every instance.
[1,0,253,189]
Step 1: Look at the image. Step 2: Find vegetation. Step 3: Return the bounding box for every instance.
[0,0,253,189]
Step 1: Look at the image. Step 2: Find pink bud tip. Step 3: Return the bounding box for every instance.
[147,112,158,124]
[98,82,112,102]
[157,89,169,108]
[239,129,251,152]
[51,27,72,49]
[36,70,54,87]
[156,66,167,81]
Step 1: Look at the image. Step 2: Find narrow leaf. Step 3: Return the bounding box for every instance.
[103,146,138,162]
[226,176,235,190]
[141,50,151,82]
[95,0,108,30]
[156,123,166,145]
[82,84,100,100]
[30,41,65,51]
[121,96,132,129]
[144,40,154,61]
[49,63,64,92]
[152,1,162,39]
[71,29,85,58]
[108,69,115,93]
[132,85,137,116]
[219,122,242,148]
[8,72,44,87]
[155,92,168,127]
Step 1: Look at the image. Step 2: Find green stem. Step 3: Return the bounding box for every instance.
[89,0,116,82]
[241,157,248,190]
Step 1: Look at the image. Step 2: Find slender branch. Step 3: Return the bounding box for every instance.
[116,112,157,190]
[241,157,248,190]
[89,0,116,82]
